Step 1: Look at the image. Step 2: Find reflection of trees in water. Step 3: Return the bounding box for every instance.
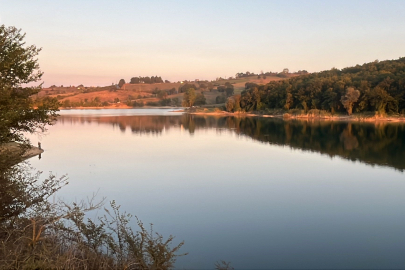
[340,124,359,150]
[228,118,405,171]
[60,115,405,171]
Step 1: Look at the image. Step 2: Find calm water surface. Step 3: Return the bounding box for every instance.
[28,109,405,269]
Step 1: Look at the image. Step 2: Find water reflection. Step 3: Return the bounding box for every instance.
[59,114,405,171]
[25,111,405,268]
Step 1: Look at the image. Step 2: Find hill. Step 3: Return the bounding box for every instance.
[36,75,295,108]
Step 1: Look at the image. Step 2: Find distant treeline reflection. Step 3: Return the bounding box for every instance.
[59,115,405,171]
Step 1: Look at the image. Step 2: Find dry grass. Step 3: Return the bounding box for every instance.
[0,162,186,270]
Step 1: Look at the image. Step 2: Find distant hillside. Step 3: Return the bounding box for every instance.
[236,58,405,115]
[37,74,294,108]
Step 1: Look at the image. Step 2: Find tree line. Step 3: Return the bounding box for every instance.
[228,58,405,115]
[117,76,166,87]
[130,76,164,84]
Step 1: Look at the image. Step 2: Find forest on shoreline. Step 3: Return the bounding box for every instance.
[225,58,405,116]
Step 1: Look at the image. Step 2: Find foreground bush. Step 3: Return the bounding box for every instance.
[0,162,186,270]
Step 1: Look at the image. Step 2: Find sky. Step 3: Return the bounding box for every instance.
[1,0,405,87]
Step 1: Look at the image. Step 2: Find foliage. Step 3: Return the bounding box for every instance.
[194,92,206,106]
[0,25,59,145]
[216,95,226,104]
[224,82,234,97]
[130,100,144,107]
[167,88,177,95]
[235,71,256,78]
[217,85,226,92]
[340,87,360,115]
[160,98,172,106]
[157,90,168,100]
[198,82,207,91]
[0,161,186,269]
[225,95,241,112]
[146,101,160,106]
[118,79,126,88]
[236,58,405,114]
[130,76,164,84]
[171,97,180,107]
[182,88,196,107]
[179,83,197,93]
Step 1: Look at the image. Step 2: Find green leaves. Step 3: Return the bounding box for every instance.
[0,25,59,145]
[182,88,196,107]
[239,57,405,115]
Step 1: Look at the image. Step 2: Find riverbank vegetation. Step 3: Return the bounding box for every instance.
[0,25,59,146]
[230,58,405,116]
[0,160,186,269]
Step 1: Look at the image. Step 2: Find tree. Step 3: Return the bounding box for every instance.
[368,87,397,115]
[172,97,180,106]
[157,90,168,100]
[217,86,226,92]
[340,87,360,115]
[143,76,151,84]
[182,88,196,107]
[225,95,241,112]
[152,88,159,97]
[225,84,234,97]
[118,79,125,88]
[179,83,197,93]
[207,82,214,91]
[199,83,207,91]
[216,95,226,104]
[0,25,59,145]
[225,97,236,112]
[284,92,293,110]
[194,92,206,106]
[130,77,140,84]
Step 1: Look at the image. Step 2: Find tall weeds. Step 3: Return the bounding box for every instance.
[0,162,186,270]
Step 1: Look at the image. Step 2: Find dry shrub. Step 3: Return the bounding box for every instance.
[0,162,186,270]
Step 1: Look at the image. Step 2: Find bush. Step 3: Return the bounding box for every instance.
[0,163,186,269]
[194,93,206,106]
[132,101,144,107]
[215,95,226,104]
[146,101,159,106]
[160,98,172,106]
[290,109,305,115]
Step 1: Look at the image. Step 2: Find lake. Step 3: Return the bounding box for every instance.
[28,109,405,269]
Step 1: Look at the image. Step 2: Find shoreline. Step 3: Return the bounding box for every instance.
[186,110,405,123]
[60,106,180,110]
[0,143,44,165]
[58,107,405,123]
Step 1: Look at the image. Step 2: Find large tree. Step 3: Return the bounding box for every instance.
[341,87,360,115]
[0,25,59,145]
[118,78,125,88]
[182,88,196,107]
